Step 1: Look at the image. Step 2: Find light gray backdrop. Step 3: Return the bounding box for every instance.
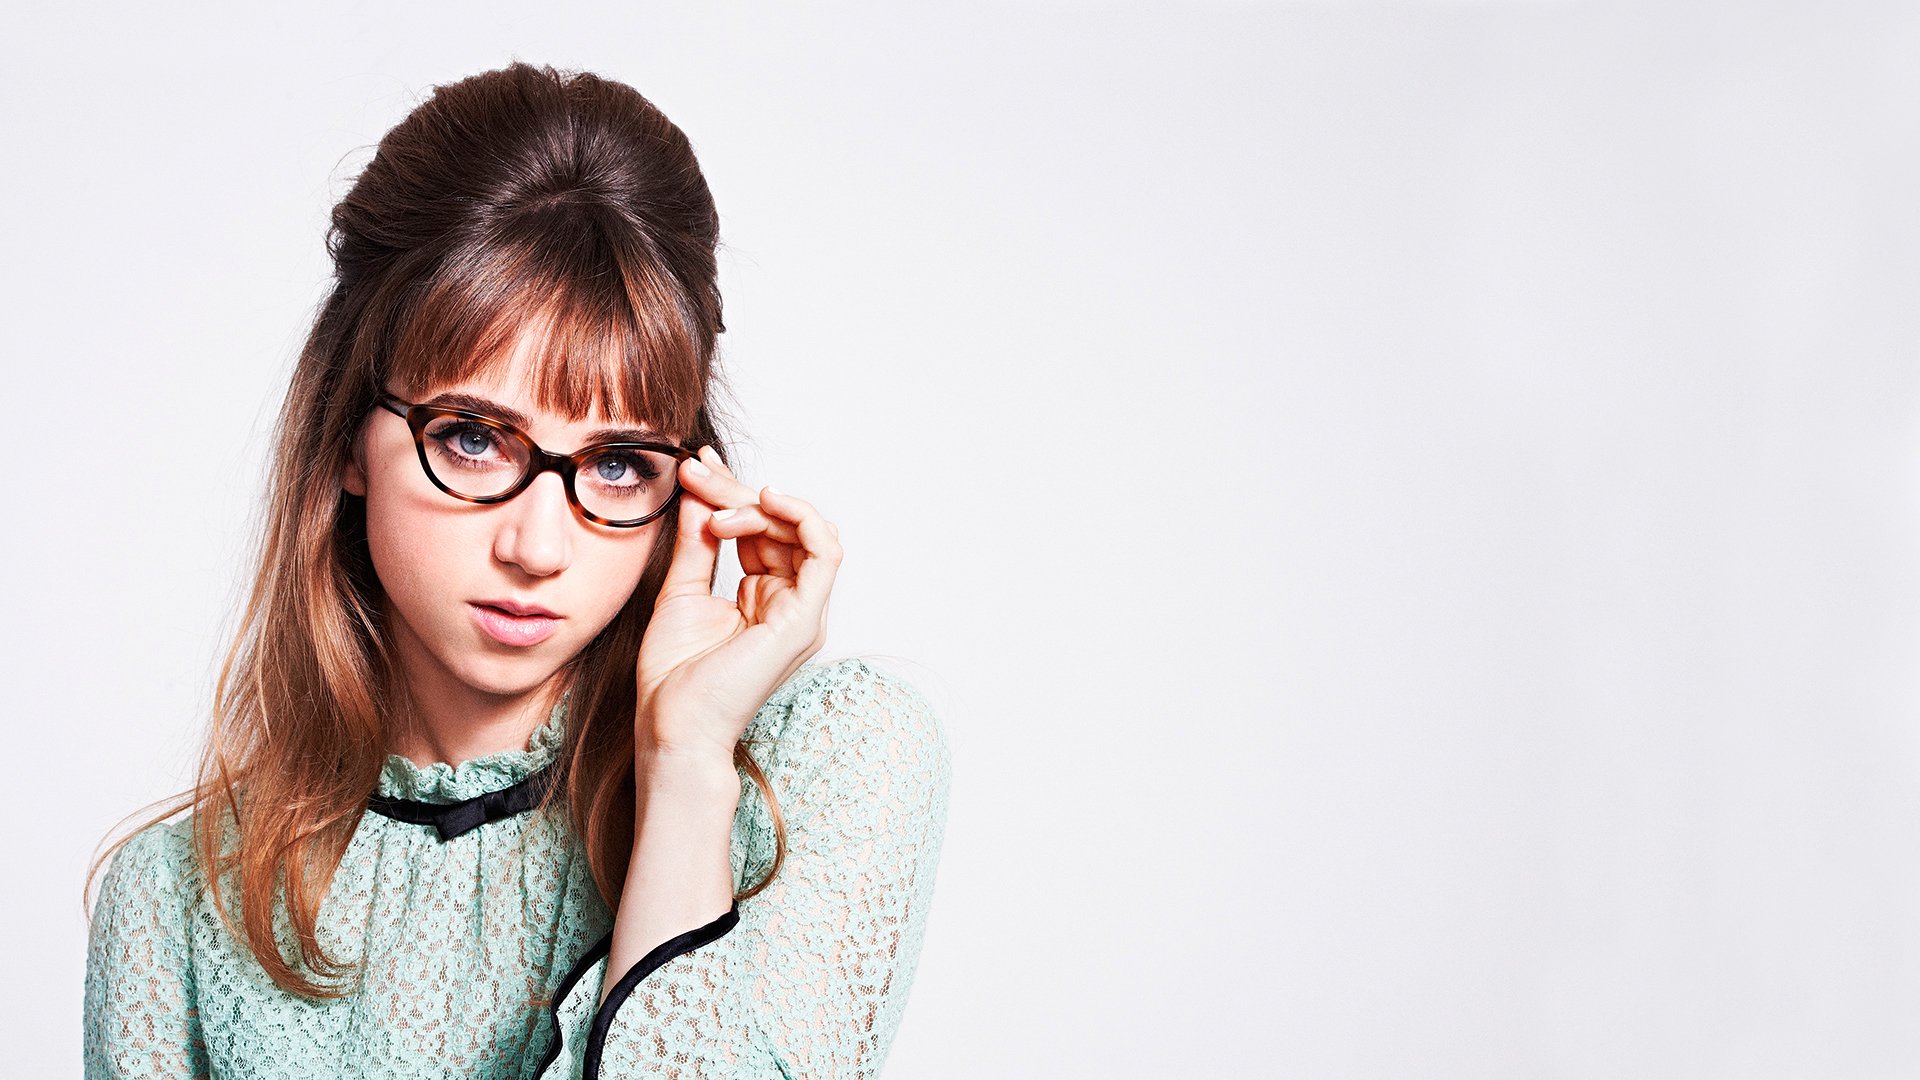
[7,2,1918,1076]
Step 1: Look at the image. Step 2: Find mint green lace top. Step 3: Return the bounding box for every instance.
[83,658,954,1079]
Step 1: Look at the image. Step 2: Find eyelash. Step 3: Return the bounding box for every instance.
[433,422,503,459]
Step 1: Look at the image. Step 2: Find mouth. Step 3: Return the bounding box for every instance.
[476,598,561,619]
[470,602,562,647]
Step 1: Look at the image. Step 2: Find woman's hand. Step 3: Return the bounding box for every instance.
[633,445,842,764]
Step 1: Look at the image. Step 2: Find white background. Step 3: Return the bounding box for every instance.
[7,2,1920,1076]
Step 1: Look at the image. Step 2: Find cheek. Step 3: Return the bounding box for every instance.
[360,473,471,613]
[572,526,663,620]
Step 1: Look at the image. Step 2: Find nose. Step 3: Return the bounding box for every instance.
[492,470,575,577]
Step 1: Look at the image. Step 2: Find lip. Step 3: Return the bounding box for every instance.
[470,602,562,647]
[477,598,561,618]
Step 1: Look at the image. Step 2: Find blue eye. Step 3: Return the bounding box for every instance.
[457,428,493,456]
[424,420,516,473]
[578,449,668,510]
[589,451,660,486]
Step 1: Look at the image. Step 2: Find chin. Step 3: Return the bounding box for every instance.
[451,648,567,699]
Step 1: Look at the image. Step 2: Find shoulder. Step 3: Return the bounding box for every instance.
[94,815,200,914]
[757,656,948,758]
[89,813,201,947]
[747,656,953,805]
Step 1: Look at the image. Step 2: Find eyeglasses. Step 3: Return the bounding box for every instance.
[372,392,692,528]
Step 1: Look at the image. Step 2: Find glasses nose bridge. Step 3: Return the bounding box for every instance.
[518,442,582,505]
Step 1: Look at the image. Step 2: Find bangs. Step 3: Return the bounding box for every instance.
[383,207,706,442]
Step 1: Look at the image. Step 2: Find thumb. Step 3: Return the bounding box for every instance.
[656,482,721,602]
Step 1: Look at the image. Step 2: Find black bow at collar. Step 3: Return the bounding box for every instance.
[366,765,559,841]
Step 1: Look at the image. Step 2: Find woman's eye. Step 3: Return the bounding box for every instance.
[429,422,505,465]
[593,454,636,484]
[587,451,662,492]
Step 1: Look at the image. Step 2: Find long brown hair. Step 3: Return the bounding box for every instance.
[84,61,791,999]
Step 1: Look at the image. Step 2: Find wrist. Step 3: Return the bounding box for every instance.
[635,705,740,774]
[635,744,740,799]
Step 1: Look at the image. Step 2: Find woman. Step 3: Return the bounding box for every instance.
[82,61,953,1079]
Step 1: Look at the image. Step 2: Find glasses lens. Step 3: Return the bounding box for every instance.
[419,415,532,499]
[573,445,680,524]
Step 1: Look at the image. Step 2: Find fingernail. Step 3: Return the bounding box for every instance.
[764,484,781,497]
[686,457,710,477]
[712,507,735,520]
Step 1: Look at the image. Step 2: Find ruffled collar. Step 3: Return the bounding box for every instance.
[375,692,569,804]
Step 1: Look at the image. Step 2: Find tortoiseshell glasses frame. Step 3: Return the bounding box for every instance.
[372,392,694,528]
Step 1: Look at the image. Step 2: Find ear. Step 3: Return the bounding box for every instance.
[341,424,369,497]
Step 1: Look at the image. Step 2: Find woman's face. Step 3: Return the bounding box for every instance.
[341,335,667,708]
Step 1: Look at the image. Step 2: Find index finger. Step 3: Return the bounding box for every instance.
[679,445,758,504]
[756,486,843,607]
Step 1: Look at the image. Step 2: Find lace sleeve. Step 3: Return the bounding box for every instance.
[532,658,956,1079]
[83,819,209,1079]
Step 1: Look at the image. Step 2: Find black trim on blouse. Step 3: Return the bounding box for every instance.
[364,764,558,841]
[532,928,611,1078]
[583,901,743,1080]
[526,901,743,1079]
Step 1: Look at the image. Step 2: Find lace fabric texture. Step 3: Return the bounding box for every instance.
[83,658,954,1079]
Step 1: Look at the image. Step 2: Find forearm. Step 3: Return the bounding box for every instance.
[598,748,741,1010]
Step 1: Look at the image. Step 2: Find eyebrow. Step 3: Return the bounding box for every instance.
[420,392,672,446]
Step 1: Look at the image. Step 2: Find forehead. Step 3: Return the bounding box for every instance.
[453,332,610,420]
[408,314,649,433]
